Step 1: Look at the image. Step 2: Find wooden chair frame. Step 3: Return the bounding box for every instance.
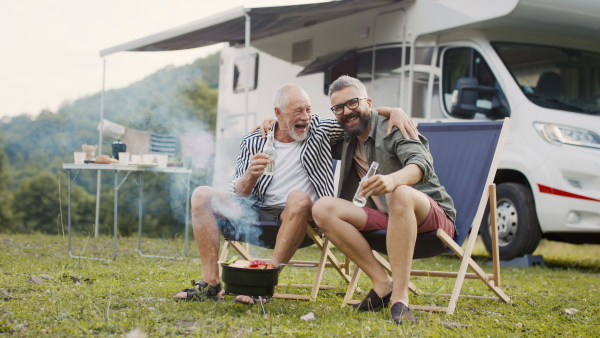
[218,225,352,301]
[339,119,512,314]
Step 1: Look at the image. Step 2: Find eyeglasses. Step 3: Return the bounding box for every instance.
[330,97,368,115]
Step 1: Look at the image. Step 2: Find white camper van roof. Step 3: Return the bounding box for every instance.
[101,0,600,58]
[99,0,398,57]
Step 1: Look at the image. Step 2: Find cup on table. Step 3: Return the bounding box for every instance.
[118,152,130,165]
[143,154,156,164]
[74,152,85,164]
[131,154,142,164]
[156,154,168,168]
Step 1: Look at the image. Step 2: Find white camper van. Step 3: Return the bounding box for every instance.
[211,0,600,260]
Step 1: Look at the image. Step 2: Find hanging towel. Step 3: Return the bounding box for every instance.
[180,132,215,169]
[97,119,126,139]
[150,132,177,157]
[123,128,150,155]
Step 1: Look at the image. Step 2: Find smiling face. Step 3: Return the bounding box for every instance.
[275,86,312,142]
[330,85,372,139]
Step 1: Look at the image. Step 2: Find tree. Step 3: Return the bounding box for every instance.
[0,51,220,236]
[0,136,11,229]
[9,172,95,234]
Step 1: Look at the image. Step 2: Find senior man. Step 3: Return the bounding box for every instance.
[174,83,417,304]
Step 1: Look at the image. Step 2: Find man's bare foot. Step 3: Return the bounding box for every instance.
[234,295,270,305]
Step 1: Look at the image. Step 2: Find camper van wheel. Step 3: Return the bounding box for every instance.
[480,182,542,261]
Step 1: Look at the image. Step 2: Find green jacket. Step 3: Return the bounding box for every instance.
[332,110,456,222]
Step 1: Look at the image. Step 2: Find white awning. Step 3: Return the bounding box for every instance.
[100,0,398,57]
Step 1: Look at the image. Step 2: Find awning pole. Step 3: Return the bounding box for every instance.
[95,58,106,238]
[244,13,251,132]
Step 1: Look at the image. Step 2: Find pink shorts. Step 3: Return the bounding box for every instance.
[358,195,455,238]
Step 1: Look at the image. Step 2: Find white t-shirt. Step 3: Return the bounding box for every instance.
[263,139,318,206]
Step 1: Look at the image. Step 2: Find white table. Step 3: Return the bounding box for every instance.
[63,163,192,260]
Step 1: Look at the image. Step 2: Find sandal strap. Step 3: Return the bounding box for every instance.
[191,280,221,297]
[195,280,209,288]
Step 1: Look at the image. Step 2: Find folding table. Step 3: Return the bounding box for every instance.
[63,163,192,260]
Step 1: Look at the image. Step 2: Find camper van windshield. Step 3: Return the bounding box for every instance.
[494,43,600,115]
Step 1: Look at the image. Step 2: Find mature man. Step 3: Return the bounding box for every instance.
[174,83,416,304]
[312,76,456,323]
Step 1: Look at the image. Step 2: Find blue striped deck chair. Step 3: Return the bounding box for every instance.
[217,160,351,301]
[340,118,511,314]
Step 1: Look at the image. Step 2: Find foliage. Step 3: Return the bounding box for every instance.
[0,234,599,336]
[0,136,10,226]
[0,52,220,236]
[8,172,94,234]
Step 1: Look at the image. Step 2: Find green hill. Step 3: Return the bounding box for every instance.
[0,52,220,236]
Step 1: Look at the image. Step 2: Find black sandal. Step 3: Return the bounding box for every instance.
[174,280,222,301]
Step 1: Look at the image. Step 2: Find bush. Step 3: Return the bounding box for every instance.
[7,172,95,234]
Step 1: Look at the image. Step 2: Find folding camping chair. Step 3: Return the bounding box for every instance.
[340,119,511,314]
[217,221,351,300]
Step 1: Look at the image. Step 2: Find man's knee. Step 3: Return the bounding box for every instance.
[285,190,313,212]
[312,196,340,228]
[192,186,216,207]
[388,185,415,214]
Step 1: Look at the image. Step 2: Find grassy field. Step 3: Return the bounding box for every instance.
[1,233,599,337]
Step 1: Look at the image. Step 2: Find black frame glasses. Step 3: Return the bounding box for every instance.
[330,97,368,115]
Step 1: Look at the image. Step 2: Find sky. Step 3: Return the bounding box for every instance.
[0,0,322,119]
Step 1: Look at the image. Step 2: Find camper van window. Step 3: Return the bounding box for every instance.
[355,47,403,108]
[413,47,434,66]
[233,53,259,93]
[325,52,357,95]
[324,45,436,111]
[493,43,600,115]
[411,72,432,118]
[442,47,499,119]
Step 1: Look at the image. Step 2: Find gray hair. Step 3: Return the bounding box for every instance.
[273,83,304,110]
[328,75,368,98]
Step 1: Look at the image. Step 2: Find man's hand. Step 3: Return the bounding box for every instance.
[248,118,276,138]
[246,153,271,177]
[359,164,423,198]
[360,174,398,198]
[387,108,419,140]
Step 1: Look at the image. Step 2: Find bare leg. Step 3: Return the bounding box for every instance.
[312,197,393,298]
[174,186,243,299]
[236,190,313,304]
[272,190,314,265]
[386,185,431,306]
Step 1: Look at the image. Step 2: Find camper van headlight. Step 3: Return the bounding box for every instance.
[533,122,600,149]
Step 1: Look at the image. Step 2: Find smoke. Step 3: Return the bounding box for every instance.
[209,195,264,248]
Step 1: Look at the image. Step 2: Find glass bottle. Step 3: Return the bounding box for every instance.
[353,161,379,207]
[263,130,275,176]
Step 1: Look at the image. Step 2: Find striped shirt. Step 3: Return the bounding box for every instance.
[229,115,344,204]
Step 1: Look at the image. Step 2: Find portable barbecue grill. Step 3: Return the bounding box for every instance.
[221,264,281,314]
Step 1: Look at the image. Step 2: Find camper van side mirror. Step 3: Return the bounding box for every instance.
[450,77,509,119]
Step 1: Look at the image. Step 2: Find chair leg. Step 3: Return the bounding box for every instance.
[310,238,331,300]
[489,184,501,287]
[344,256,351,276]
[437,229,510,315]
[342,266,363,307]
[306,226,351,283]
[218,241,231,276]
[229,241,254,260]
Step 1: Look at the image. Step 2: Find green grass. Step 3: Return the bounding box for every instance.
[1,233,599,337]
